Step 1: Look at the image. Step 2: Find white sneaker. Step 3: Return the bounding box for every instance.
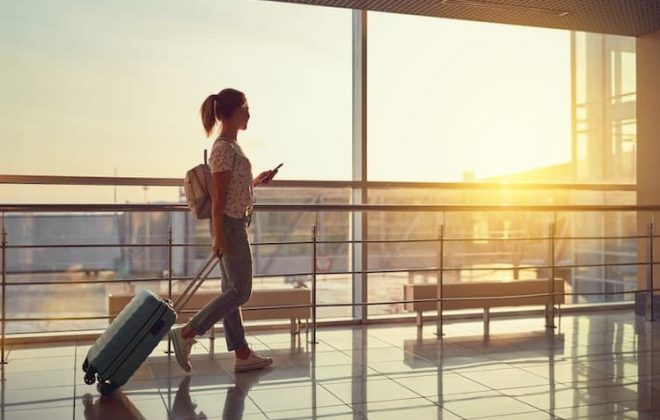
[234,351,273,373]
[170,326,196,372]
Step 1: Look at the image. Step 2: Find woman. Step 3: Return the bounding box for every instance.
[170,88,276,373]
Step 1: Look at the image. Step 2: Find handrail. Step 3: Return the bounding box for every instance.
[2,233,652,249]
[1,261,648,286]
[3,288,653,323]
[0,203,659,213]
[0,174,637,191]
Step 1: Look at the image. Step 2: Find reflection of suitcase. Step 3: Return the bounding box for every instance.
[82,391,146,420]
[82,255,220,396]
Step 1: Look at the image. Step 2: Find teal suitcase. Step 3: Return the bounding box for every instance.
[82,289,175,396]
[82,256,219,396]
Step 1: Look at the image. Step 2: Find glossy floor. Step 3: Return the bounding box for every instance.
[2,310,660,419]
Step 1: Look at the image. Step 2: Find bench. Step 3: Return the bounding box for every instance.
[403,279,564,332]
[109,288,311,335]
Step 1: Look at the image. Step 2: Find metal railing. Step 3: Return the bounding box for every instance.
[0,172,653,365]
[1,201,658,362]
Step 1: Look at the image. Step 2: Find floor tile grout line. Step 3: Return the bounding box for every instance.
[245,391,270,419]
[155,381,174,420]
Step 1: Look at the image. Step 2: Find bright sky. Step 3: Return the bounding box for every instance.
[1,0,571,203]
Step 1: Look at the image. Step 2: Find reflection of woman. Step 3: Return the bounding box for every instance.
[171,370,267,420]
[170,88,275,373]
[171,377,208,420]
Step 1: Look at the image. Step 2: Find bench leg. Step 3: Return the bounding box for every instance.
[416,311,423,328]
[483,308,490,336]
[291,319,301,335]
[545,303,556,328]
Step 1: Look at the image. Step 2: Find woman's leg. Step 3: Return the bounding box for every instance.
[219,258,249,352]
[172,216,270,372]
[186,217,252,338]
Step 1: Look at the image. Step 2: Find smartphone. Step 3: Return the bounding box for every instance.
[264,163,283,182]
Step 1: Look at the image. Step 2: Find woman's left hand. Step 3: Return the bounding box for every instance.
[253,170,277,187]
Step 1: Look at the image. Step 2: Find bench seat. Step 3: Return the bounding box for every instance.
[109,288,311,335]
[403,279,564,331]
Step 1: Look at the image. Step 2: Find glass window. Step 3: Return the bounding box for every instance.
[1,1,352,197]
[367,12,571,183]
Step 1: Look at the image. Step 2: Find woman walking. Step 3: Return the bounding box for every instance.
[170,88,277,373]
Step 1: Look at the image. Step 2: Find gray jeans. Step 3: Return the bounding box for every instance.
[188,215,252,351]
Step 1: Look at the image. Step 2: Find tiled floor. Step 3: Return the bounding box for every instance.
[2,310,660,419]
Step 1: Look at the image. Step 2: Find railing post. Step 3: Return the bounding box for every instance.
[167,225,173,300]
[166,224,173,354]
[435,224,445,337]
[546,221,556,329]
[2,222,7,365]
[311,222,318,344]
[647,222,655,322]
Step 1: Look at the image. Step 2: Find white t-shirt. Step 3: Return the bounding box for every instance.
[208,139,254,218]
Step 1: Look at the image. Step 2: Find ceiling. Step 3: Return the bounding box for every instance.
[265,0,660,36]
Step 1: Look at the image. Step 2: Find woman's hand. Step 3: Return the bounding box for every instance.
[253,169,278,187]
[212,235,228,257]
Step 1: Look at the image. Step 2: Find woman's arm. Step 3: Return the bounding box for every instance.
[211,170,231,255]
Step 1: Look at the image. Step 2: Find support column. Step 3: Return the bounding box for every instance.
[352,10,368,322]
[636,29,660,315]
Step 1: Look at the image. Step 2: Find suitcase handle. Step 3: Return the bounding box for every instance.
[174,254,221,311]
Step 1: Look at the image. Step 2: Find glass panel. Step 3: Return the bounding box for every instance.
[573,33,636,184]
[368,12,571,183]
[556,211,638,304]
[367,211,442,317]
[1,1,351,183]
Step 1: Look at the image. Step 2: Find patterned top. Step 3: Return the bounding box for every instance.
[209,138,254,218]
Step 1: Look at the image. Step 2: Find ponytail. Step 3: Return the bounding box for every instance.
[200,88,246,137]
[200,94,217,137]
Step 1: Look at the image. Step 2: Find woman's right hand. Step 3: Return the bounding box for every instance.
[212,235,228,257]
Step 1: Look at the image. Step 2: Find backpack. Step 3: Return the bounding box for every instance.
[184,150,212,220]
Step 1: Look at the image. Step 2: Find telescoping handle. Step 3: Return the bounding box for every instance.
[174,253,221,311]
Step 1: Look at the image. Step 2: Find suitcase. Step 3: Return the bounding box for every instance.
[82,255,220,396]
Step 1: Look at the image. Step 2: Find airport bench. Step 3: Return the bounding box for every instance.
[403,278,564,332]
[109,288,311,335]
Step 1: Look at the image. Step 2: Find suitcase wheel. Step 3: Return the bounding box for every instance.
[97,381,119,397]
[84,372,96,385]
[84,366,97,385]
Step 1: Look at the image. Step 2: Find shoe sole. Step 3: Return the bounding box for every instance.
[235,358,273,372]
[170,330,191,373]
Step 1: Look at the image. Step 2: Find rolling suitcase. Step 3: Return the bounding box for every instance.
[82,255,220,396]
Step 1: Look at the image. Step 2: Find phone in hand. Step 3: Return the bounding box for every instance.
[264,163,283,182]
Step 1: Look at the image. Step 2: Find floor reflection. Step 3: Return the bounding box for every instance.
[82,391,146,420]
[3,311,660,419]
[170,376,208,420]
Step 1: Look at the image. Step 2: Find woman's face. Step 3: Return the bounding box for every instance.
[231,101,250,131]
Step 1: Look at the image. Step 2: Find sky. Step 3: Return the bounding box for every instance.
[1,0,572,203]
